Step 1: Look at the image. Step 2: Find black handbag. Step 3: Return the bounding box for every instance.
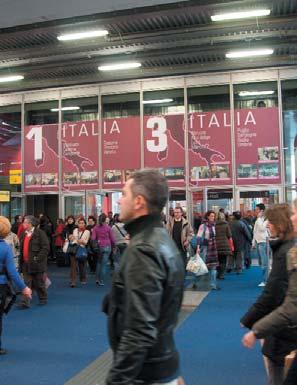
[67,243,79,256]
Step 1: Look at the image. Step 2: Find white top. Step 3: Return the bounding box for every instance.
[72,228,90,247]
[253,217,268,245]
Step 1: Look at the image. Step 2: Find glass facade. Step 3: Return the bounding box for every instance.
[0,68,296,220]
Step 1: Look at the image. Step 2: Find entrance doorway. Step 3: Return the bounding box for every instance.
[26,194,59,223]
[237,188,280,212]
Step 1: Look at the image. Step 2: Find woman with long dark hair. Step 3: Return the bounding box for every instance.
[241,203,297,385]
[91,213,115,285]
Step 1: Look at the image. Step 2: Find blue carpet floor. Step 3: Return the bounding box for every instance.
[1,266,111,385]
[1,265,267,385]
[177,267,267,385]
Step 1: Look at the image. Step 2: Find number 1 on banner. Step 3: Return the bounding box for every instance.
[26,126,43,160]
[146,116,168,152]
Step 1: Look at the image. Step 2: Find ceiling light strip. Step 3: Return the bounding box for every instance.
[58,30,108,41]
[98,62,141,71]
[226,49,274,58]
[211,9,270,22]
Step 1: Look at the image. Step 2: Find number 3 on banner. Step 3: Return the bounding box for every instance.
[146,116,167,152]
[26,126,43,161]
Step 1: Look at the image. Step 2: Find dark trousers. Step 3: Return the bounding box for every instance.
[227,250,243,272]
[87,252,97,273]
[217,253,228,278]
[70,256,86,285]
[21,270,47,305]
[284,354,297,385]
[0,285,8,349]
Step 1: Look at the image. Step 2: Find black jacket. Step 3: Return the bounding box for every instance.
[19,228,49,274]
[230,219,252,251]
[241,238,297,365]
[104,215,185,385]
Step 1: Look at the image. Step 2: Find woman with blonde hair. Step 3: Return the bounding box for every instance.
[241,203,297,385]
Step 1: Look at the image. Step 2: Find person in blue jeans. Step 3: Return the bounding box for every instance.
[252,203,269,287]
[91,213,115,286]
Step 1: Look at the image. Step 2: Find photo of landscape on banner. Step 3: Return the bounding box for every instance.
[24,124,59,192]
[143,114,185,186]
[102,116,141,188]
[235,107,281,185]
[62,120,99,191]
[189,110,232,186]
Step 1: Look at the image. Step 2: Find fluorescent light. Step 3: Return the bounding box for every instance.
[57,30,108,41]
[98,62,141,71]
[50,106,80,112]
[0,75,24,83]
[143,98,173,104]
[226,49,273,58]
[211,9,270,21]
[239,91,275,96]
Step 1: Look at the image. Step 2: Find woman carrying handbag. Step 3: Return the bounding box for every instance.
[69,218,90,287]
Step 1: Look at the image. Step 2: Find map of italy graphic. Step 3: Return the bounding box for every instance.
[158,115,225,166]
[33,133,94,173]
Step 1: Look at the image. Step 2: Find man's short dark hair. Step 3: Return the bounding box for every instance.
[256,203,265,211]
[233,211,242,220]
[130,169,169,215]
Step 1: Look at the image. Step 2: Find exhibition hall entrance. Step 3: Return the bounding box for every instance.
[237,187,281,212]
[26,194,58,223]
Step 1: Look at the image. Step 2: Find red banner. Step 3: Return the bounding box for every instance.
[235,107,281,184]
[24,124,59,192]
[102,116,141,188]
[189,110,232,186]
[62,120,99,190]
[143,114,185,186]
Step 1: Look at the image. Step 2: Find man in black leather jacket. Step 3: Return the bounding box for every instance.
[104,169,185,385]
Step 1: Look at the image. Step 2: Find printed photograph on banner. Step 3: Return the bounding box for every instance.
[258,146,279,162]
[191,166,210,180]
[25,173,42,186]
[104,170,122,184]
[41,173,58,186]
[237,164,258,179]
[64,172,80,185]
[164,167,184,180]
[80,171,98,185]
[123,169,137,182]
[209,164,230,179]
[259,163,279,178]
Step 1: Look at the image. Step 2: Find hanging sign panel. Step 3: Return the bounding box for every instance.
[62,120,99,191]
[143,114,185,186]
[235,107,281,185]
[24,124,59,192]
[189,110,232,186]
[102,116,141,188]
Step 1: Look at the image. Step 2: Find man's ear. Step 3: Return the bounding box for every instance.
[134,195,147,211]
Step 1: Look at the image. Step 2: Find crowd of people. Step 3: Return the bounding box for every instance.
[0,169,296,384]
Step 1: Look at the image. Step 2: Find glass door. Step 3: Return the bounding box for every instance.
[64,194,85,218]
[207,188,233,213]
[237,187,281,212]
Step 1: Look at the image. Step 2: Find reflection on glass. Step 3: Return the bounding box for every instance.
[143,89,184,115]
[62,97,98,122]
[25,101,58,125]
[234,81,278,109]
[282,79,297,185]
[102,93,140,118]
[65,196,85,218]
[0,105,22,192]
[188,85,229,112]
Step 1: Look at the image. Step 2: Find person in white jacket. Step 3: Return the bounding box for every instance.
[252,203,269,287]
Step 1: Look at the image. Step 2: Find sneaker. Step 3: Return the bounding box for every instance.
[99,281,104,286]
[17,303,30,310]
[258,282,266,287]
[0,348,7,355]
